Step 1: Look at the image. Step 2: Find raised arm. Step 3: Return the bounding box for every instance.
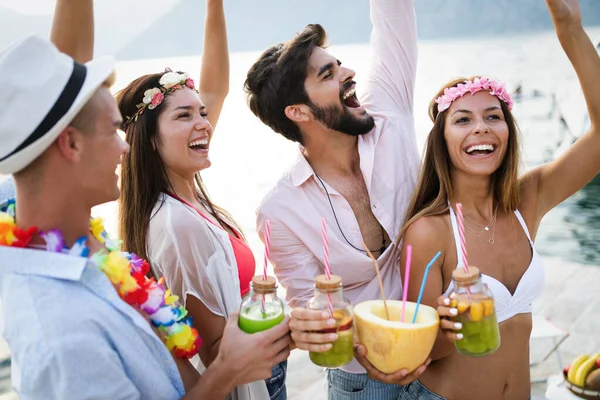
[525,0,600,221]
[199,0,230,130]
[51,0,94,63]
[361,0,418,115]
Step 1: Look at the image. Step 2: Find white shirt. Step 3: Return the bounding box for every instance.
[257,0,420,374]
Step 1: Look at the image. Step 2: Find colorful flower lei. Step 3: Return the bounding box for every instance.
[0,199,202,358]
[435,77,514,113]
[125,70,196,126]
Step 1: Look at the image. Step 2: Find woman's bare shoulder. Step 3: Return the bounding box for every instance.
[404,213,451,249]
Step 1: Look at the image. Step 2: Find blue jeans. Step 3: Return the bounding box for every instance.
[403,380,445,400]
[265,360,287,400]
[326,368,406,400]
[403,381,532,400]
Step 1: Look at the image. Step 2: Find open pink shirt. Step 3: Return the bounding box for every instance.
[256,0,420,374]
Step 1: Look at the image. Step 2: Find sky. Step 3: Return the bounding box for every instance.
[0,0,181,56]
[1,0,599,60]
[0,0,54,14]
[0,0,177,15]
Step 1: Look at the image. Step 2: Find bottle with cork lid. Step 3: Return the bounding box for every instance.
[238,275,285,334]
[448,266,501,357]
[307,274,354,368]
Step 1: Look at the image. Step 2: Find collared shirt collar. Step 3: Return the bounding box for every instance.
[289,136,374,189]
[0,246,160,340]
[290,152,316,187]
[0,246,87,281]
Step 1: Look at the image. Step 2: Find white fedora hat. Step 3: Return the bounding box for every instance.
[0,35,115,174]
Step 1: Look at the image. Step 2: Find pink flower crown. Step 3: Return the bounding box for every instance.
[435,77,514,113]
[125,71,196,126]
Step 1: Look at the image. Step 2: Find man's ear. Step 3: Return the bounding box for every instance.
[284,104,312,123]
[55,126,85,163]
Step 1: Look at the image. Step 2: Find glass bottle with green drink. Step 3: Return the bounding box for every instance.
[307,274,354,368]
[449,267,501,357]
[238,276,285,333]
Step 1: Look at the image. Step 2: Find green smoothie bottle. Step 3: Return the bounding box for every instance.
[449,267,501,357]
[307,274,354,368]
[239,276,285,333]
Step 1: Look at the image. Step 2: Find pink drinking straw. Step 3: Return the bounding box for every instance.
[263,220,271,280]
[261,220,272,313]
[321,218,334,317]
[455,203,471,298]
[401,244,412,322]
[455,203,469,272]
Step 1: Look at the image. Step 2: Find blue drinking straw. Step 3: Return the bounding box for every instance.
[412,251,443,323]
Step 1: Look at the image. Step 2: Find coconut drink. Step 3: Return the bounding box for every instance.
[354,300,439,374]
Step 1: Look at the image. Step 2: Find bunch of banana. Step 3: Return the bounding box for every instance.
[564,353,600,390]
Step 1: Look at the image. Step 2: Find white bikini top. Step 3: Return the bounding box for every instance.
[444,207,545,323]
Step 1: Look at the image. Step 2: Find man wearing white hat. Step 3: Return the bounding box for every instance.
[0,34,291,399]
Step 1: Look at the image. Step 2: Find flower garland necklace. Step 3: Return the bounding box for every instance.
[0,199,202,358]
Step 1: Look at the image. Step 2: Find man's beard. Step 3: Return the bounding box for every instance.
[308,101,375,137]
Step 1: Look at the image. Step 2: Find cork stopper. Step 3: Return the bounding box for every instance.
[251,275,277,293]
[315,274,342,291]
[452,267,481,286]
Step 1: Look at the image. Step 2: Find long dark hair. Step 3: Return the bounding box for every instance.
[116,71,239,267]
[396,76,522,246]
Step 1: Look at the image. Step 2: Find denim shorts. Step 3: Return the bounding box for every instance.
[326,368,406,400]
[265,360,287,400]
[403,380,446,400]
[403,380,532,400]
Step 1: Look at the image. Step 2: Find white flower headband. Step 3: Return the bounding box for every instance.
[435,77,514,113]
[125,71,196,126]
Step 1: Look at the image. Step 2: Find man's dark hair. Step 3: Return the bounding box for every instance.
[244,24,327,145]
